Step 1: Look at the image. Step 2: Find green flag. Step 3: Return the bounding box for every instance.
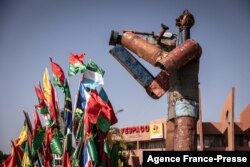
[50,57,65,91]
[22,142,34,167]
[68,53,86,76]
[31,110,45,157]
[96,115,111,134]
[50,131,63,155]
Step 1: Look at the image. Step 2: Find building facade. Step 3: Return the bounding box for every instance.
[117,88,250,166]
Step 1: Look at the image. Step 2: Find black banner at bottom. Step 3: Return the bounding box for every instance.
[143,151,250,167]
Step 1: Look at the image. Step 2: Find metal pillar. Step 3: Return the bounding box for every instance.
[173,9,197,151]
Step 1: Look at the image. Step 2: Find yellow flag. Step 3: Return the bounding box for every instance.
[43,68,51,103]
[118,159,122,167]
[15,123,27,146]
[21,142,33,167]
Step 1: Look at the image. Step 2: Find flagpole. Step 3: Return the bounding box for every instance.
[72,80,81,134]
[32,107,44,167]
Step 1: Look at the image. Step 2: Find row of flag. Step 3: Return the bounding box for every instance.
[1,53,120,167]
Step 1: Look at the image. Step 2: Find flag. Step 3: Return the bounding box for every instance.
[31,110,45,157]
[82,142,92,167]
[23,111,33,134]
[21,142,34,167]
[79,135,98,167]
[83,60,105,89]
[85,90,104,124]
[42,69,56,126]
[68,53,86,76]
[49,81,57,124]
[23,111,33,153]
[15,121,28,147]
[86,60,105,76]
[0,141,19,167]
[86,90,117,126]
[64,79,73,133]
[34,85,49,115]
[97,87,117,126]
[62,132,73,167]
[101,139,111,167]
[96,115,111,134]
[73,82,88,138]
[50,130,63,155]
[62,151,71,167]
[43,128,63,166]
[50,57,65,91]
[34,85,46,102]
[62,80,73,167]
[44,128,53,167]
[43,68,51,103]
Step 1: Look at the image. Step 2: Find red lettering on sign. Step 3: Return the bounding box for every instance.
[121,125,150,134]
[125,128,128,134]
[136,127,140,133]
[132,127,136,133]
[145,125,150,132]
[140,126,144,132]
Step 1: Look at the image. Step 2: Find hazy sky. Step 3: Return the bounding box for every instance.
[0,0,250,153]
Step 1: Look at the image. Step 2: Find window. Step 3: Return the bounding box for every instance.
[204,135,225,148]
[235,135,248,146]
[139,140,165,149]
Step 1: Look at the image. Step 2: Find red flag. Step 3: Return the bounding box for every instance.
[34,85,46,102]
[69,53,85,64]
[85,90,104,124]
[49,81,57,123]
[107,101,117,125]
[23,111,33,134]
[62,151,71,167]
[23,111,33,151]
[86,90,117,124]
[44,128,53,167]
[1,141,18,167]
[34,85,50,115]
[50,57,65,89]
[33,109,42,137]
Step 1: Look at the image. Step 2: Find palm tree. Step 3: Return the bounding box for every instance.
[109,109,136,167]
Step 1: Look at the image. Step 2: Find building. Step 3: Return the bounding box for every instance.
[117,88,250,166]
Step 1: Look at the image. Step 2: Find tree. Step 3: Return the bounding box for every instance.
[109,127,136,167]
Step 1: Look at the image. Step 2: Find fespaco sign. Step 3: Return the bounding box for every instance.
[121,123,164,139]
[121,125,150,134]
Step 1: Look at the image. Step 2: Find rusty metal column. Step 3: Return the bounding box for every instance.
[173,10,198,151]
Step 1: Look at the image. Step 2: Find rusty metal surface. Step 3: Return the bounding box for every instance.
[156,39,202,73]
[120,32,201,75]
[109,45,154,87]
[174,116,197,150]
[121,32,163,66]
[145,70,169,99]
[110,45,170,99]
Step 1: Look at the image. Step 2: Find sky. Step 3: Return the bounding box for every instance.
[0,0,250,153]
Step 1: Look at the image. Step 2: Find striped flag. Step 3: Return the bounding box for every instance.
[83,60,105,89]
[21,142,34,167]
[64,79,73,133]
[68,53,86,76]
[34,85,49,115]
[63,79,73,167]
[31,110,45,158]
[50,57,65,91]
